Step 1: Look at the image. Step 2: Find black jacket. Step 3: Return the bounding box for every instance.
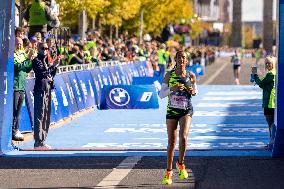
[32,54,57,92]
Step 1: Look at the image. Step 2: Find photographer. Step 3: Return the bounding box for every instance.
[252,55,276,146]
[32,42,59,149]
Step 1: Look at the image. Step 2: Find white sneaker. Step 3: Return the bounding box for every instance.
[12,130,24,141]
[34,143,51,149]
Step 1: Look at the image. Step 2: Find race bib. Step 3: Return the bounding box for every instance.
[169,95,189,109]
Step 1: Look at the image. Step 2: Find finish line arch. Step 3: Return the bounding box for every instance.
[0,0,283,156]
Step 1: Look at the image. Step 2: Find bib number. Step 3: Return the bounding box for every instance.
[169,95,189,109]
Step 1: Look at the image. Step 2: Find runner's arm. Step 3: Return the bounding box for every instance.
[158,72,171,99]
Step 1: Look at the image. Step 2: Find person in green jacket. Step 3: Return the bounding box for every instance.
[253,55,276,144]
[12,37,35,141]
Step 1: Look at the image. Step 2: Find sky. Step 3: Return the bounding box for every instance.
[241,0,277,22]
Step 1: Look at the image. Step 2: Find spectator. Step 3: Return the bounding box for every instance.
[157,43,167,77]
[15,27,25,39]
[253,55,276,146]
[32,42,58,149]
[12,37,35,141]
[67,46,84,65]
[24,0,58,39]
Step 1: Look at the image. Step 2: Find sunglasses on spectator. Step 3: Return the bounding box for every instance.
[41,47,49,50]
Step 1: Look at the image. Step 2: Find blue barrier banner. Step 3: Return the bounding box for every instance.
[109,65,130,85]
[68,72,85,110]
[186,64,205,80]
[100,85,159,109]
[60,73,79,114]
[0,0,15,152]
[132,77,159,85]
[134,61,148,77]
[51,75,74,121]
[128,62,140,78]
[50,87,62,123]
[19,100,32,133]
[122,64,134,83]
[99,67,113,86]
[194,64,205,76]
[90,69,102,106]
[118,65,131,85]
[25,79,35,127]
[108,66,121,85]
[75,71,97,108]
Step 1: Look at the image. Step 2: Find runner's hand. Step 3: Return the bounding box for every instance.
[171,84,185,92]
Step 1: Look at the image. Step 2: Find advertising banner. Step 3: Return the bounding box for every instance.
[108,66,121,85]
[111,65,129,85]
[90,69,102,106]
[19,100,33,132]
[25,78,35,127]
[186,64,205,80]
[68,72,85,110]
[128,62,140,78]
[60,73,78,114]
[99,85,159,109]
[52,75,73,121]
[122,64,134,83]
[98,67,113,86]
[75,71,97,108]
[134,61,147,77]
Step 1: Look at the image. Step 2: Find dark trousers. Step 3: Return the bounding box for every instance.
[158,64,166,78]
[34,88,52,146]
[12,91,25,135]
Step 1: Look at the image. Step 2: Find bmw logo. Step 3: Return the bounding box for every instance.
[109,88,130,106]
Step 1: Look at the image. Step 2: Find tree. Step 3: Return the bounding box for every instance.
[57,0,110,26]
[263,0,273,53]
[231,0,242,47]
[100,0,141,27]
[122,0,194,36]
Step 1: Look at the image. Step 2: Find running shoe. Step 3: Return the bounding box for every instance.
[176,162,188,180]
[162,170,173,185]
[12,130,24,141]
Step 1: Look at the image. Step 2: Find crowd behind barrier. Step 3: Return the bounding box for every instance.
[19,61,152,132]
[19,59,207,133]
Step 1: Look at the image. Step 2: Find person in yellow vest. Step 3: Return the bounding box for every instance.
[67,46,85,65]
[157,43,167,77]
[24,0,58,39]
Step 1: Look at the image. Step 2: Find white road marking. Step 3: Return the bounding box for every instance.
[109,123,266,128]
[82,142,266,149]
[104,127,267,133]
[203,61,228,85]
[194,111,263,116]
[96,156,142,189]
[196,102,261,107]
[205,91,262,96]
[193,123,265,127]
[202,96,261,100]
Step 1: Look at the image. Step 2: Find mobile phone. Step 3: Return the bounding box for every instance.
[252,66,257,74]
